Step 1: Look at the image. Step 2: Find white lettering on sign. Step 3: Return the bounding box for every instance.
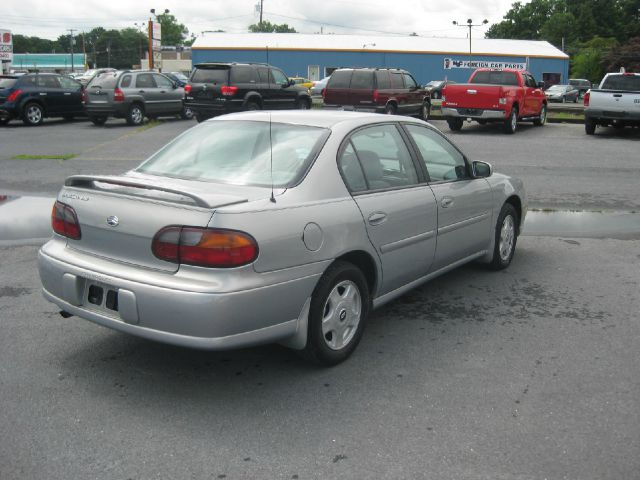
[444,58,527,71]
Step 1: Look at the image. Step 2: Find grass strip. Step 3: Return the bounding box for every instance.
[12,153,77,160]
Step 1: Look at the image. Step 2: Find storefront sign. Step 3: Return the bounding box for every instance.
[444,58,527,70]
[0,30,13,61]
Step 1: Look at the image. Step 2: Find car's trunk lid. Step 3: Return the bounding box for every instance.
[58,173,251,272]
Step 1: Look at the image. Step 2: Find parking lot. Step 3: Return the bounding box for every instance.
[1,118,639,479]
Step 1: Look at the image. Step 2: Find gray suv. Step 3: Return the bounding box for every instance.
[85,70,192,126]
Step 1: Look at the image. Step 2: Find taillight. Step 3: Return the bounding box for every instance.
[81,89,87,103]
[51,201,81,240]
[373,89,379,103]
[220,85,238,96]
[114,88,125,102]
[152,226,258,268]
[7,89,22,102]
[321,88,326,99]
[583,91,590,106]
[184,84,192,95]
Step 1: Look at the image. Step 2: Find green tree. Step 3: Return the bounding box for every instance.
[602,36,640,73]
[156,13,190,45]
[570,37,617,83]
[248,21,296,33]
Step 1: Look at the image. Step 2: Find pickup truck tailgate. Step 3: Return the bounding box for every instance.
[444,84,504,110]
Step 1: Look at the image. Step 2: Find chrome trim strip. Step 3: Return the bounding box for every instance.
[380,230,435,254]
[438,212,490,235]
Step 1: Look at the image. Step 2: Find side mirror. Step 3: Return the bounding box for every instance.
[287,79,295,87]
[537,81,545,88]
[472,160,492,178]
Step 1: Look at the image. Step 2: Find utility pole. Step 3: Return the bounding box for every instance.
[259,0,264,24]
[68,29,76,73]
[107,38,111,68]
[452,19,488,67]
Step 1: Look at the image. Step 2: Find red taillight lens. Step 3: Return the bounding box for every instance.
[81,88,87,103]
[220,85,238,96]
[321,88,326,99]
[583,91,590,106]
[114,88,125,102]
[373,89,379,103]
[152,226,258,268]
[7,89,22,103]
[51,201,82,240]
[184,84,192,95]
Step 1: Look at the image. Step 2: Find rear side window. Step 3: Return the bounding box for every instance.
[375,71,391,89]
[136,73,156,88]
[390,73,404,89]
[20,76,37,87]
[328,70,352,88]
[471,71,519,86]
[191,67,229,84]
[0,78,17,88]
[601,75,640,91]
[89,72,118,89]
[350,71,373,89]
[230,66,257,83]
[37,76,60,89]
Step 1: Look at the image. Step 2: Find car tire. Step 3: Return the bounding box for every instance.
[89,115,107,126]
[419,102,430,121]
[477,120,487,125]
[0,117,9,126]
[301,260,370,366]
[180,106,194,120]
[585,119,596,135]
[195,113,209,123]
[447,118,463,131]
[126,103,145,126]
[503,107,518,134]
[296,98,311,110]
[22,102,44,126]
[533,104,547,126]
[488,203,518,271]
[245,100,261,111]
[63,115,74,121]
[384,103,397,115]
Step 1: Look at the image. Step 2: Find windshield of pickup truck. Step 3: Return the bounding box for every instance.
[600,75,640,91]
[470,71,519,86]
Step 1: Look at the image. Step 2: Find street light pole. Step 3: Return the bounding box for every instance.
[452,18,488,66]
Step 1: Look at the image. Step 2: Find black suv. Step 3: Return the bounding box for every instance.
[185,62,312,122]
[0,73,84,126]
[322,68,430,120]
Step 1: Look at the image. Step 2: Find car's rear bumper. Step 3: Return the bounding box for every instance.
[38,240,322,350]
[441,107,507,120]
[585,108,640,123]
[85,103,128,117]
[184,98,244,116]
[0,104,17,120]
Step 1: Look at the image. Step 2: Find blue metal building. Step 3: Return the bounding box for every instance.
[192,33,569,86]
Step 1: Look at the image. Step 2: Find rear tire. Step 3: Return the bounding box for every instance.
[533,104,546,126]
[245,100,261,111]
[296,98,311,110]
[384,103,397,115]
[488,203,518,270]
[585,119,596,135]
[419,102,430,121]
[89,115,107,126]
[126,103,144,126]
[0,117,9,126]
[180,106,194,120]
[301,261,370,366]
[447,118,463,131]
[22,102,44,126]
[503,107,518,134]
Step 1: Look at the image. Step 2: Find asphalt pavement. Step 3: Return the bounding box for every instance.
[0,117,639,479]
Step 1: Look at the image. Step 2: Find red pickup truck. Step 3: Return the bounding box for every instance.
[441,69,547,134]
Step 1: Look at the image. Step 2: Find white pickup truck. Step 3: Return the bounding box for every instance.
[584,73,640,135]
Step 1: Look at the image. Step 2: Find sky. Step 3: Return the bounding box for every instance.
[4,0,522,41]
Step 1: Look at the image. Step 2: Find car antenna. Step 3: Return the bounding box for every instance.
[269,113,276,203]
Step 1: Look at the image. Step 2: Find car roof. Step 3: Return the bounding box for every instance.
[208,110,428,130]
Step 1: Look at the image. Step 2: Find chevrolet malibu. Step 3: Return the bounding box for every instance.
[38,111,526,365]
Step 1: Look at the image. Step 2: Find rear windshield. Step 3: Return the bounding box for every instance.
[137,120,330,188]
[0,78,17,88]
[191,67,229,84]
[471,71,519,86]
[88,72,118,89]
[600,75,640,91]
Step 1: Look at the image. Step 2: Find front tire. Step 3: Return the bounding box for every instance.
[447,118,463,131]
[180,106,194,120]
[22,102,44,126]
[126,103,145,126]
[533,104,546,126]
[301,261,370,366]
[504,107,518,134]
[489,203,518,270]
[296,98,311,110]
[419,102,430,121]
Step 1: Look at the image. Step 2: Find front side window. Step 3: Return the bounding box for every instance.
[339,124,418,192]
[137,121,330,188]
[154,74,173,88]
[270,69,288,86]
[402,73,417,89]
[405,124,468,182]
[59,76,81,89]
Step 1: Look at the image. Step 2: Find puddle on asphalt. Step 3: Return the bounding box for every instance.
[523,210,640,239]
[0,195,54,244]
[1,195,640,243]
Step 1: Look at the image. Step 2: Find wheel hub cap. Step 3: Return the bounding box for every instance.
[499,215,515,261]
[321,280,362,351]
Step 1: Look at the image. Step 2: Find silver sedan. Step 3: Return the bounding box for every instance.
[38,111,526,365]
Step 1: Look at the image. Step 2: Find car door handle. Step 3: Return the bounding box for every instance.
[39,92,47,96]
[139,90,145,93]
[441,197,454,208]
[160,90,166,93]
[64,92,71,95]
[368,212,387,225]
[613,94,622,97]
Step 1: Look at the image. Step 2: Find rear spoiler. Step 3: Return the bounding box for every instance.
[64,175,246,209]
